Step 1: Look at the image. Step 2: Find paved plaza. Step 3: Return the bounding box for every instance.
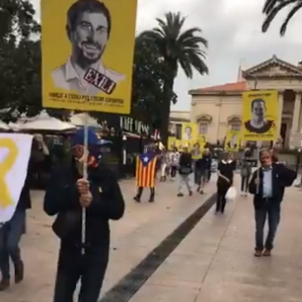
[2,176,216,302]
[2,175,302,302]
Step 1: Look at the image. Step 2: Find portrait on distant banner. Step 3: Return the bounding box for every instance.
[42,0,137,113]
[242,90,278,141]
[224,130,240,152]
[181,123,197,142]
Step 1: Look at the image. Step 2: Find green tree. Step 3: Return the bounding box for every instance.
[140,12,208,142]
[262,0,302,35]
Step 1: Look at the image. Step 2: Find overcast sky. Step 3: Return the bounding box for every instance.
[32,0,302,111]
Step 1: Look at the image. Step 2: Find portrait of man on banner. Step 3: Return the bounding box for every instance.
[51,0,125,96]
[181,123,197,141]
[225,130,240,152]
[242,90,278,141]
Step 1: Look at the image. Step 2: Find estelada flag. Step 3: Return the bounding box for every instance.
[136,152,157,188]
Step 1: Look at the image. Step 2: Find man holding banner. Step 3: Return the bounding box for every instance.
[42,0,136,299]
[44,128,125,301]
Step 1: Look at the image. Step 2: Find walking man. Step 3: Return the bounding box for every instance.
[249,149,296,257]
[44,128,125,302]
[177,146,193,197]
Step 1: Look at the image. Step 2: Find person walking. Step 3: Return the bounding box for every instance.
[216,153,235,214]
[44,128,125,302]
[195,149,212,194]
[249,149,296,257]
[169,147,179,179]
[240,159,251,196]
[0,135,50,291]
[177,146,193,197]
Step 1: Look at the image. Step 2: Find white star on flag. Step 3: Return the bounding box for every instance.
[143,156,149,163]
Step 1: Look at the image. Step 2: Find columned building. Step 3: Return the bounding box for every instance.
[189,55,302,148]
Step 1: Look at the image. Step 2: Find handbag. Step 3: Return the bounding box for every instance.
[226,186,237,201]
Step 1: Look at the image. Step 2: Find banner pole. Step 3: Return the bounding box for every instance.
[256,141,262,194]
[81,112,89,255]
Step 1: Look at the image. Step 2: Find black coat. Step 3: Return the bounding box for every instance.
[249,163,296,209]
[44,161,125,247]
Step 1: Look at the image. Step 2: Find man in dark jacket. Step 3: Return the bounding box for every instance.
[177,146,193,197]
[249,149,296,257]
[44,128,125,302]
[0,134,50,291]
[195,149,212,194]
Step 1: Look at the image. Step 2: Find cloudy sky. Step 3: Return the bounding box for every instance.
[31,0,302,111]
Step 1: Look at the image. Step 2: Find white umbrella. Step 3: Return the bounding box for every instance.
[0,121,10,130]
[18,117,76,132]
[70,113,100,128]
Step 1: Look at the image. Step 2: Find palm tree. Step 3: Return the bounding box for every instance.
[139,12,208,142]
[262,0,302,35]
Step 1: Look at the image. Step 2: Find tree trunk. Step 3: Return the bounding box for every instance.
[161,76,174,146]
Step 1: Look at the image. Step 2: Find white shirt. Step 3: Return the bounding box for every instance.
[51,58,125,96]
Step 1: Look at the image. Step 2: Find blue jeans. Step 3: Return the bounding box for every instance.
[255,202,280,251]
[0,210,25,279]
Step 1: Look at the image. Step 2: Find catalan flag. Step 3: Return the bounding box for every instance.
[136,152,157,188]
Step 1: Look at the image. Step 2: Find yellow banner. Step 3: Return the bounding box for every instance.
[167,137,177,150]
[224,130,240,152]
[181,123,197,142]
[242,90,278,141]
[41,0,137,113]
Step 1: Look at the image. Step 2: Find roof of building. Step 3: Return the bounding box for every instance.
[199,81,246,92]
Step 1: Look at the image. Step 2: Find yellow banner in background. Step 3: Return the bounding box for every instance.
[242,90,278,141]
[41,0,137,113]
[181,123,198,142]
[224,130,240,152]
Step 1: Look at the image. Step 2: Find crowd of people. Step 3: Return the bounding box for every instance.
[0,130,297,300]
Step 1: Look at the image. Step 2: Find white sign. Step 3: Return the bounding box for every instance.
[0,133,33,224]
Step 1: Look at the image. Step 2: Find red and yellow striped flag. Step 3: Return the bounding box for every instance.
[136,152,157,188]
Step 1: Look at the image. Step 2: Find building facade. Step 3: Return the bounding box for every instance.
[188,55,302,148]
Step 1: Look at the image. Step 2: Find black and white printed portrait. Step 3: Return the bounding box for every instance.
[244,99,273,134]
[183,126,192,140]
[51,0,125,95]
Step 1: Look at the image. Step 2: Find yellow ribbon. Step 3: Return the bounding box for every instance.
[0,138,19,208]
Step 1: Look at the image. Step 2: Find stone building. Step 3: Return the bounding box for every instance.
[187,55,302,147]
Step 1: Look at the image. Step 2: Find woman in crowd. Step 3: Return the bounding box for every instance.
[240,159,251,196]
[216,152,236,214]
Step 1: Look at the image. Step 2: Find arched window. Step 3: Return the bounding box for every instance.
[227,115,241,131]
[196,114,212,135]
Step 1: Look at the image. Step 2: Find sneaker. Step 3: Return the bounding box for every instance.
[200,190,204,194]
[254,250,262,257]
[148,198,154,203]
[0,279,10,291]
[133,196,141,202]
[262,249,271,257]
[189,191,193,196]
[177,193,184,197]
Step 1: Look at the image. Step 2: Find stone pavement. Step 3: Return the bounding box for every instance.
[128,182,302,302]
[2,175,216,302]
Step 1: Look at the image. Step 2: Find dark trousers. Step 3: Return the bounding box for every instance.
[241,175,250,192]
[53,243,109,302]
[216,185,229,213]
[0,210,25,280]
[136,187,155,200]
[255,201,281,251]
[170,166,177,178]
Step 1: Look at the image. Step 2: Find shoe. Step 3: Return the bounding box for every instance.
[189,191,193,196]
[133,196,140,202]
[196,186,200,192]
[149,198,154,203]
[177,193,184,197]
[200,190,204,194]
[254,250,262,257]
[15,261,24,283]
[0,279,10,291]
[262,249,271,257]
